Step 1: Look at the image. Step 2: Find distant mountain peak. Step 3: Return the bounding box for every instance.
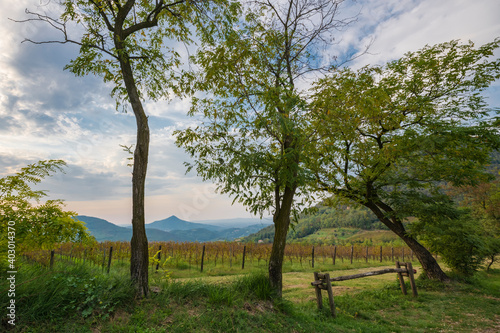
[146,216,222,232]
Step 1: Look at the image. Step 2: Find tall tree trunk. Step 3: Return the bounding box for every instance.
[129,111,150,297]
[269,185,295,297]
[117,42,150,297]
[365,200,449,282]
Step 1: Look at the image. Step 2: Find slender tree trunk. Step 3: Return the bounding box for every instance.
[365,200,449,282]
[129,113,150,297]
[269,185,296,297]
[116,36,150,297]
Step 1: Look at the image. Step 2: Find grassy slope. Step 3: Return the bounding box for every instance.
[2,259,499,332]
[294,228,403,245]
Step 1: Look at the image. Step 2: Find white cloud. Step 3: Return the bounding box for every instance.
[349,0,500,67]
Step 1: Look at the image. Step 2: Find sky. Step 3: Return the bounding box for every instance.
[1,0,499,226]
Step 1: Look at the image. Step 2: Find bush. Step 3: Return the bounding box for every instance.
[411,209,489,276]
[0,260,134,324]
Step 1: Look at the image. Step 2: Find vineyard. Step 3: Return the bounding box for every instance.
[22,241,418,277]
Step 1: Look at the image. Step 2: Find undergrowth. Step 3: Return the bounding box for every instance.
[2,261,499,332]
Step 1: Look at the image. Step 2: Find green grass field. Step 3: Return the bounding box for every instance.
[2,254,499,332]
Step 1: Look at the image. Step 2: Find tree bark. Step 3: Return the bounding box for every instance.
[269,185,296,297]
[116,27,150,297]
[365,200,449,282]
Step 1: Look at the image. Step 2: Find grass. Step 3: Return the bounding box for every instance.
[2,258,499,332]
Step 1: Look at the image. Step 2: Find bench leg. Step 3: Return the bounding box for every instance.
[324,273,336,317]
[407,262,418,297]
[313,272,323,310]
[396,261,407,295]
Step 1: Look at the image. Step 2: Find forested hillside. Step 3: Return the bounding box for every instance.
[244,204,388,243]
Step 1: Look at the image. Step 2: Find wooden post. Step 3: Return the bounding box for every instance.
[242,245,246,269]
[313,272,323,310]
[402,248,405,262]
[156,245,162,272]
[102,248,106,272]
[332,246,336,265]
[380,245,383,262]
[50,250,55,269]
[200,244,206,273]
[395,261,407,295]
[407,262,418,297]
[391,247,394,262]
[324,273,336,317]
[312,246,315,268]
[365,246,368,263]
[106,247,113,274]
[350,245,354,264]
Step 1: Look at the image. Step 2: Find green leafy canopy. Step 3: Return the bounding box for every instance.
[55,0,241,110]
[0,160,93,251]
[310,38,500,214]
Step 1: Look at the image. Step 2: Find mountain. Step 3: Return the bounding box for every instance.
[75,215,177,242]
[75,215,271,242]
[146,215,223,232]
[75,216,131,242]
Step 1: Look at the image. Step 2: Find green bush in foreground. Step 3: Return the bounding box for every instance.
[0,261,134,326]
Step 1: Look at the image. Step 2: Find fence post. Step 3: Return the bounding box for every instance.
[366,246,368,263]
[402,248,405,262]
[242,245,246,270]
[380,245,383,262]
[50,250,55,269]
[312,246,315,268]
[313,272,323,310]
[107,247,113,274]
[102,248,106,272]
[332,246,336,265]
[391,247,394,262]
[350,245,354,264]
[156,245,162,272]
[201,244,206,273]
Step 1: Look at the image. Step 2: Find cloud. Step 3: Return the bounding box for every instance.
[0,115,20,132]
[347,0,500,67]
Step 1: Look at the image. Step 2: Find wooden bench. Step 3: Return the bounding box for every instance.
[311,261,418,317]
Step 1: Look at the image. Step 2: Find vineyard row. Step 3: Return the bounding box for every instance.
[23,241,424,273]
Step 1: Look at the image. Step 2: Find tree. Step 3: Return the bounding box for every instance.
[309,39,500,281]
[0,160,92,260]
[175,0,357,296]
[19,0,238,297]
[446,170,500,271]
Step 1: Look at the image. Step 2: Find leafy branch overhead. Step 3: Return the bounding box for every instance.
[311,39,500,201]
[16,0,240,110]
